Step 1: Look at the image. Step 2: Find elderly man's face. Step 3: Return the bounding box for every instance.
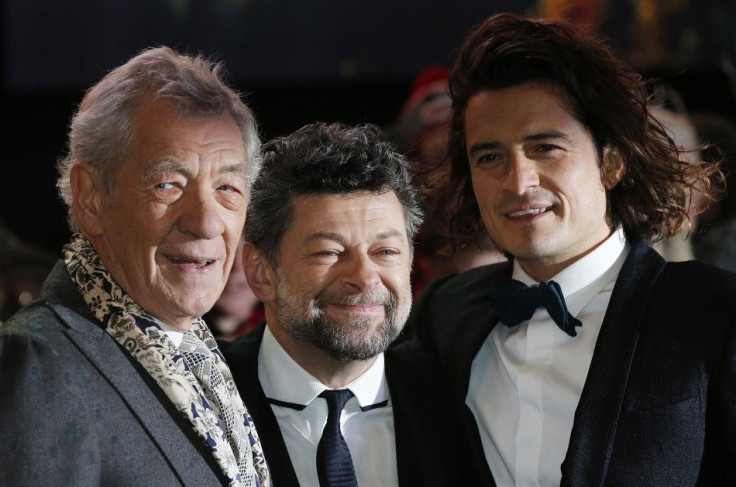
[92,98,248,330]
[267,191,413,361]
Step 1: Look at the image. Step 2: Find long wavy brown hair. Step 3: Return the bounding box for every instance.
[433,12,723,254]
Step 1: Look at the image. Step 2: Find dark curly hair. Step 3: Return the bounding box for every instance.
[436,12,723,253]
[245,122,423,266]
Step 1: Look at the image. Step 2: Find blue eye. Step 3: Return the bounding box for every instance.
[314,250,340,257]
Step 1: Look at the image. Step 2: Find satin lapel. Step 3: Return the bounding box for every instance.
[51,303,225,485]
[445,265,510,404]
[561,243,666,486]
[222,325,301,487]
[446,268,507,487]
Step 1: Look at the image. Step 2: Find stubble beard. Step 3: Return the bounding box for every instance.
[275,279,410,362]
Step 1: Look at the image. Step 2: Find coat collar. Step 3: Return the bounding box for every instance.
[561,241,666,485]
[42,261,227,485]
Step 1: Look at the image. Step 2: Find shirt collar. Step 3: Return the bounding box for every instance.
[258,325,389,409]
[512,227,629,312]
[158,321,185,347]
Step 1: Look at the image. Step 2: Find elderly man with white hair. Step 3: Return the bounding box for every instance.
[0,47,270,487]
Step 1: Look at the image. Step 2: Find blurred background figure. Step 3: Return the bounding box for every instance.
[691,113,736,272]
[0,216,56,323]
[647,85,705,261]
[204,238,264,340]
[386,66,506,297]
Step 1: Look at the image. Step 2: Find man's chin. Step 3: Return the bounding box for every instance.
[317,323,401,362]
[325,308,386,327]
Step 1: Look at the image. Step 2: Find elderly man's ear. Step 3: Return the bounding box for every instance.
[242,242,276,303]
[70,163,104,237]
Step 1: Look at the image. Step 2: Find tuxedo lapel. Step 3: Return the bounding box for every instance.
[386,348,478,486]
[561,243,666,486]
[444,266,509,487]
[441,263,511,403]
[222,324,301,487]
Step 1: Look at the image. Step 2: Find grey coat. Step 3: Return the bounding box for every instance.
[0,261,227,486]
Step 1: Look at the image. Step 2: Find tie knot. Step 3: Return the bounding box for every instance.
[319,389,354,415]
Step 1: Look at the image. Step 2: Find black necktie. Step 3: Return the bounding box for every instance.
[316,389,359,487]
[488,274,582,337]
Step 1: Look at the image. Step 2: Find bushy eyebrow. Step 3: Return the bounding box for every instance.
[467,130,574,156]
[141,159,185,183]
[140,159,247,183]
[523,131,574,144]
[303,229,404,246]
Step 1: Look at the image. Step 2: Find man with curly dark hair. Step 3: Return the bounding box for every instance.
[408,12,736,486]
[221,122,468,486]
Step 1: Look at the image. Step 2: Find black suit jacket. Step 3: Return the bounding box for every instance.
[222,324,469,486]
[407,241,736,486]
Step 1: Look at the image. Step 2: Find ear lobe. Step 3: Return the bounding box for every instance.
[70,163,105,236]
[601,146,626,190]
[242,243,277,303]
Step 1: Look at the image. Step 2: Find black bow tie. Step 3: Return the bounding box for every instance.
[488,274,582,337]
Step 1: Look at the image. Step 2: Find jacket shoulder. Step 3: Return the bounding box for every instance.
[404,262,509,351]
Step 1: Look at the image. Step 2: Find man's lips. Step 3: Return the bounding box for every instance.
[163,254,218,268]
[503,205,553,219]
[329,303,383,313]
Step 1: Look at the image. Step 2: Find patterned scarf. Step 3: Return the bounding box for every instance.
[64,234,270,487]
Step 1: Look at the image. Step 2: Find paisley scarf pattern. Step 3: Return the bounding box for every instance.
[64,234,270,487]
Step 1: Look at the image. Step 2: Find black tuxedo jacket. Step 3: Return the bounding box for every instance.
[407,241,736,486]
[222,324,470,486]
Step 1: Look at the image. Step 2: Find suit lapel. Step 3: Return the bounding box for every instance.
[50,302,225,485]
[444,263,511,403]
[561,243,666,486]
[385,351,425,487]
[446,266,508,487]
[222,324,301,487]
[42,262,224,484]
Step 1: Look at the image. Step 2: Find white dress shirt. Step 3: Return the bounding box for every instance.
[158,322,184,347]
[467,227,629,487]
[258,326,399,487]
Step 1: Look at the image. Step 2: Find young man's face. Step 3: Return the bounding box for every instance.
[464,82,617,280]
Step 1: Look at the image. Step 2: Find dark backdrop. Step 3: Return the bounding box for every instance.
[2,0,735,254]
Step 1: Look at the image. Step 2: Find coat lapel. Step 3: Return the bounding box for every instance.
[221,324,301,487]
[43,263,225,485]
[385,351,428,487]
[444,265,510,487]
[387,348,477,486]
[561,243,666,486]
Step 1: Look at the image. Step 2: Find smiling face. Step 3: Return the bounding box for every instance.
[84,98,248,330]
[265,191,413,362]
[464,83,619,280]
